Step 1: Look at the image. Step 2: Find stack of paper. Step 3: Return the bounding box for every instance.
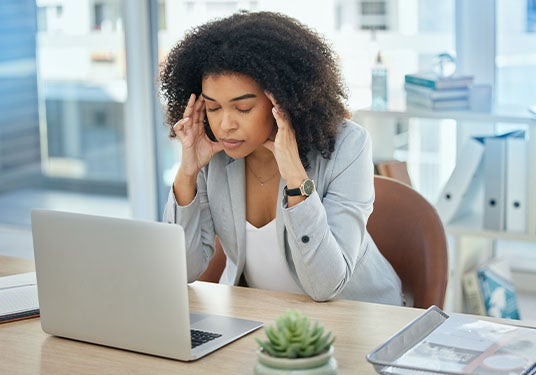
[0,272,39,323]
[367,306,536,375]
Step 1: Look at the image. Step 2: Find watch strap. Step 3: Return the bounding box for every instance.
[284,185,303,196]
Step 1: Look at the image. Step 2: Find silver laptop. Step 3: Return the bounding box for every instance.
[31,209,263,361]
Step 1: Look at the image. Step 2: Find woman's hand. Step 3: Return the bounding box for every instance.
[263,91,308,189]
[172,94,223,206]
[174,94,223,177]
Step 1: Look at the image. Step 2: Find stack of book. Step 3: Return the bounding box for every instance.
[462,257,521,320]
[404,72,474,110]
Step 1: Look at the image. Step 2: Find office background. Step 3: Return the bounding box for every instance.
[0,0,535,319]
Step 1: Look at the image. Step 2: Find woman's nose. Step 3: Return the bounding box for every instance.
[220,112,237,131]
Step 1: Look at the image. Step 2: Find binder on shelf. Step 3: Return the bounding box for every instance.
[480,130,526,231]
[435,137,485,224]
[505,132,528,232]
[483,136,507,231]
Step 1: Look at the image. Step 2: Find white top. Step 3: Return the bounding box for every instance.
[243,220,303,294]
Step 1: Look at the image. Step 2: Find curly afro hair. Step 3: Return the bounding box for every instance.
[160,11,349,168]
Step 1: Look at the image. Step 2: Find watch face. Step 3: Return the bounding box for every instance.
[302,179,315,195]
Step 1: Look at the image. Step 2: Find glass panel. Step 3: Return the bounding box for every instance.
[0,0,129,259]
[0,1,41,190]
[496,0,536,110]
[37,0,127,183]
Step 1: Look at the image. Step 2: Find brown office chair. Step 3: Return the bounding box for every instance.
[198,236,226,282]
[367,175,448,309]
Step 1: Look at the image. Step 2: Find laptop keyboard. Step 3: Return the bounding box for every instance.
[190,329,222,348]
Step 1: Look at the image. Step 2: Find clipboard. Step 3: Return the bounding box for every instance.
[366,306,536,375]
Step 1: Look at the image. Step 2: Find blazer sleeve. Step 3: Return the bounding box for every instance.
[162,168,216,283]
[281,124,375,301]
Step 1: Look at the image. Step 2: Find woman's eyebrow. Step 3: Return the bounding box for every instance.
[201,93,257,102]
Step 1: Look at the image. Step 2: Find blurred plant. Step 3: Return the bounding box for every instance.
[255,309,335,359]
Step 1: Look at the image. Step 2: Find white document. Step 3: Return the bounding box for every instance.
[505,136,528,232]
[0,272,39,321]
[483,136,507,231]
[367,306,536,375]
[435,137,485,224]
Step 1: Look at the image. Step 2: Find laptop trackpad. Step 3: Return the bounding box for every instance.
[190,312,209,324]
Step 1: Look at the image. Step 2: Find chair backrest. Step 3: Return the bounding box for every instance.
[198,236,226,282]
[367,175,448,309]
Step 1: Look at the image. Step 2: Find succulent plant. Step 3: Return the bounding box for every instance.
[255,309,335,359]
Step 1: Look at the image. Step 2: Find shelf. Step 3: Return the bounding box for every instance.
[447,211,536,243]
[355,104,536,125]
[354,102,536,239]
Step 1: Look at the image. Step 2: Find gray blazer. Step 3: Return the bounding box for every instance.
[163,119,403,305]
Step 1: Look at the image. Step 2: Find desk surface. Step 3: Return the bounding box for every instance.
[0,255,424,374]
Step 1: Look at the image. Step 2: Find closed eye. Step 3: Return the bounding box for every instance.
[237,108,252,114]
[206,107,220,113]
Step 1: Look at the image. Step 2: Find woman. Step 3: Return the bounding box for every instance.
[161,11,402,305]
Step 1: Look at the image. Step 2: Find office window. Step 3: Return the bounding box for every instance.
[496,0,536,109]
[36,5,64,33]
[528,0,536,32]
[359,1,388,30]
[36,0,127,186]
[0,1,40,190]
[158,0,166,30]
[92,1,122,32]
[93,3,104,30]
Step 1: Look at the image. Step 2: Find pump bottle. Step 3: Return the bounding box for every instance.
[371,52,388,110]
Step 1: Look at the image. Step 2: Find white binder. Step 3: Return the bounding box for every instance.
[483,136,507,231]
[435,137,485,224]
[505,133,528,232]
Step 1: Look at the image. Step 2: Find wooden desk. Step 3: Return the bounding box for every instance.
[0,255,423,374]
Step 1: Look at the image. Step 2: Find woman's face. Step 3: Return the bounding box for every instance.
[201,73,275,158]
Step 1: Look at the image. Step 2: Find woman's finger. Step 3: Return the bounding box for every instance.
[272,106,291,131]
[192,96,205,130]
[264,90,276,106]
[265,91,290,129]
[183,93,196,119]
[173,117,192,140]
[173,117,190,132]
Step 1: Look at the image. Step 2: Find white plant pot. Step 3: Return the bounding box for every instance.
[254,345,338,374]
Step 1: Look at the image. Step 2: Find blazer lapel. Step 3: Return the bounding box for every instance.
[276,178,286,256]
[227,159,246,284]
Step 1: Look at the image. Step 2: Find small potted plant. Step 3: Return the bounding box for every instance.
[254,309,337,374]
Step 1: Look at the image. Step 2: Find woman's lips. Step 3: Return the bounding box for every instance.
[221,139,243,149]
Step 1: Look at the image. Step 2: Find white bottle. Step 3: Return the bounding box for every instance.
[371,52,388,110]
